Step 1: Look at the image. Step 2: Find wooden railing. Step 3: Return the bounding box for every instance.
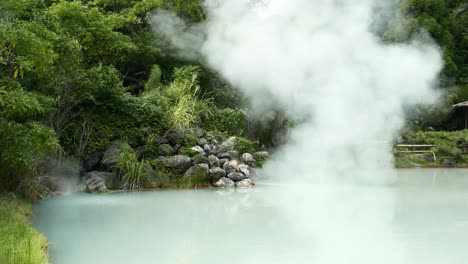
[393,144,437,162]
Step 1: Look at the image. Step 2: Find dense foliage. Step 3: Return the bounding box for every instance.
[0,0,466,197]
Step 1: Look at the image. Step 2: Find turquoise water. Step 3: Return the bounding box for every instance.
[34,169,468,264]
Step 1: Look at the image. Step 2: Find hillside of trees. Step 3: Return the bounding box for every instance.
[0,0,466,198]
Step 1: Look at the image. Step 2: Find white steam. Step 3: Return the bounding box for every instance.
[152,0,443,184]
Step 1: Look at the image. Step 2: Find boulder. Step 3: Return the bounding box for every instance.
[82,154,101,172]
[198,138,209,146]
[143,163,157,188]
[214,177,235,188]
[221,136,237,151]
[219,158,230,166]
[208,155,220,167]
[241,153,255,165]
[38,175,63,192]
[158,144,176,156]
[81,171,112,193]
[161,155,192,172]
[228,160,239,171]
[152,136,169,145]
[164,130,184,146]
[442,159,454,167]
[100,142,131,170]
[189,127,206,138]
[217,152,231,159]
[223,161,236,174]
[236,179,254,188]
[254,151,270,159]
[209,167,226,182]
[184,163,210,184]
[227,172,247,182]
[193,155,209,165]
[238,164,251,177]
[203,144,212,154]
[191,146,206,156]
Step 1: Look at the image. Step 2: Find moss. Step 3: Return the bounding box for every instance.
[179,131,199,147]
[0,194,48,264]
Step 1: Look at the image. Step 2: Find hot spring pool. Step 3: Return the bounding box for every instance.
[34,169,468,264]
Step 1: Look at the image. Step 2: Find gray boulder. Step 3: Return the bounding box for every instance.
[152,136,169,145]
[209,167,226,182]
[198,138,209,146]
[219,158,230,166]
[442,159,454,167]
[143,163,157,188]
[203,144,212,154]
[184,163,210,183]
[214,177,235,188]
[100,142,131,170]
[227,172,247,182]
[164,130,184,145]
[158,144,176,156]
[82,154,101,172]
[208,155,220,167]
[162,155,192,172]
[238,164,251,177]
[241,153,255,165]
[222,137,237,151]
[228,150,239,160]
[193,155,209,165]
[81,171,112,193]
[191,146,206,156]
[236,179,254,188]
[217,152,231,159]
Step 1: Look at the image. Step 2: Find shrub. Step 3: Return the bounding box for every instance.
[201,107,248,136]
[236,137,256,154]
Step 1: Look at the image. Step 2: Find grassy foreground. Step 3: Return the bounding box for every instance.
[0,194,48,264]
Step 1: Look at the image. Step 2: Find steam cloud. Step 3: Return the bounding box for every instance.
[152,0,443,184]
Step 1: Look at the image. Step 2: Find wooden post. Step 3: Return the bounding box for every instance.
[465,108,468,130]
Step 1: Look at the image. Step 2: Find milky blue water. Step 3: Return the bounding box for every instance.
[34,169,468,264]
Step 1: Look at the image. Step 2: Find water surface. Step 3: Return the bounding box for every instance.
[34,169,468,264]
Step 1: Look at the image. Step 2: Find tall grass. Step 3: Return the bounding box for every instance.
[0,194,48,264]
[115,147,148,190]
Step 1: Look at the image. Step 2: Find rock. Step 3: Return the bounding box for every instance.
[158,144,175,156]
[208,155,220,167]
[162,155,192,172]
[100,142,131,170]
[81,171,112,193]
[82,154,101,172]
[416,154,435,163]
[222,136,237,151]
[38,175,62,192]
[143,163,157,188]
[228,160,239,171]
[209,167,226,182]
[164,130,184,146]
[254,151,270,159]
[227,172,247,182]
[442,159,454,167]
[191,146,206,156]
[238,164,251,177]
[212,145,227,154]
[214,177,235,188]
[152,136,169,145]
[203,144,212,154]
[219,158,230,166]
[184,163,210,184]
[189,127,206,138]
[193,155,209,165]
[228,150,239,160]
[223,160,237,174]
[198,138,209,146]
[241,153,255,165]
[236,179,254,188]
[217,152,231,159]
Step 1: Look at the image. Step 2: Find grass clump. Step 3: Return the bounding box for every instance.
[0,194,48,264]
[115,146,149,190]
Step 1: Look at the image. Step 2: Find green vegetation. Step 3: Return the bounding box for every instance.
[396,130,468,167]
[0,194,48,264]
[115,146,149,190]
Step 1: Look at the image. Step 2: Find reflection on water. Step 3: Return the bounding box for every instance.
[34,169,468,264]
